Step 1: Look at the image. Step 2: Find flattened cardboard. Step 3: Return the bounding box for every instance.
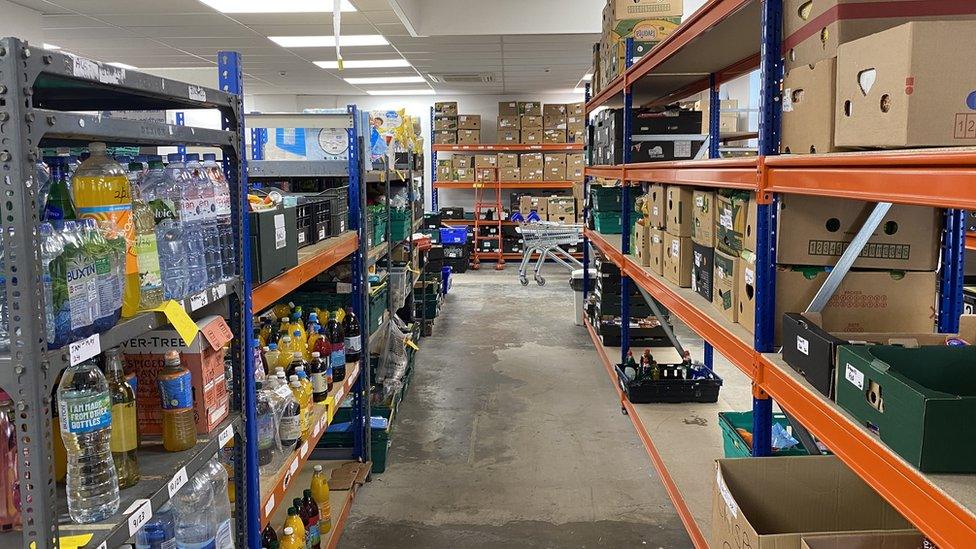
[782,57,837,154]
[692,190,716,246]
[713,250,739,323]
[665,186,694,237]
[776,194,940,271]
[663,234,693,287]
[649,228,665,276]
[648,184,666,229]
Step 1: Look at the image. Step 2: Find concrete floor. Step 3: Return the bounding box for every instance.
[340,266,694,549]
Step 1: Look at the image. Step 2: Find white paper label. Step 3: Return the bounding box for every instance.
[264,494,275,517]
[298,231,306,244]
[720,208,733,230]
[652,205,659,216]
[674,140,692,158]
[336,282,353,293]
[190,291,209,311]
[318,227,327,240]
[301,440,310,457]
[96,543,107,549]
[670,239,680,257]
[69,334,101,366]
[127,499,153,536]
[211,283,228,301]
[288,458,299,476]
[275,384,294,400]
[744,268,755,286]
[274,213,287,250]
[695,196,704,208]
[167,466,188,497]
[716,470,738,519]
[845,363,865,391]
[188,85,207,102]
[782,88,794,112]
[796,335,809,356]
[219,423,235,447]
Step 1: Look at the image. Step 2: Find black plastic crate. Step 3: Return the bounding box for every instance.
[440,207,465,220]
[445,257,468,273]
[615,364,722,404]
[330,212,348,236]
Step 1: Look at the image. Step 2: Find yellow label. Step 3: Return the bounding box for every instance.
[153,300,200,346]
[110,401,138,452]
[406,339,420,351]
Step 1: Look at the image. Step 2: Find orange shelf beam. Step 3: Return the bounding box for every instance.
[586,165,625,179]
[432,143,583,153]
[624,157,759,190]
[968,233,976,252]
[253,231,358,312]
[433,181,573,189]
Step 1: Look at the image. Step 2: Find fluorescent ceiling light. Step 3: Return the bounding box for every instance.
[366,89,435,96]
[269,35,388,48]
[315,59,410,69]
[108,62,138,70]
[198,0,355,13]
[344,76,425,85]
[43,43,61,50]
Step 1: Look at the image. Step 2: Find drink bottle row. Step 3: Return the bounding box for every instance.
[1,143,238,351]
[260,464,333,549]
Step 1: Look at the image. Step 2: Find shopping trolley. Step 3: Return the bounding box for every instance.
[515,222,585,286]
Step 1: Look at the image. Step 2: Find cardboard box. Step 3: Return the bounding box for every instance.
[633,219,651,266]
[433,116,457,131]
[648,184,666,229]
[434,130,457,145]
[548,197,576,224]
[567,153,585,181]
[665,186,694,238]
[436,159,453,182]
[452,167,473,182]
[544,153,567,181]
[122,315,232,435]
[497,115,519,130]
[475,168,496,182]
[567,125,586,144]
[521,129,543,144]
[567,102,585,116]
[452,154,474,170]
[716,193,756,256]
[543,129,567,144]
[518,101,542,116]
[572,181,585,206]
[497,130,519,144]
[519,196,549,218]
[781,58,836,154]
[663,233,692,287]
[835,21,976,148]
[777,194,941,271]
[499,101,518,116]
[712,456,914,549]
[801,532,925,549]
[520,114,543,129]
[457,114,481,130]
[606,0,682,21]
[434,101,458,116]
[474,154,497,169]
[699,99,740,134]
[544,114,567,130]
[542,103,566,118]
[692,243,714,301]
[490,153,515,170]
[649,228,665,276]
[713,250,739,323]
[782,0,976,69]
[692,190,715,246]
[738,261,939,343]
[521,167,544,182]
[521,152,544,171]
[457,129,481,145]
[499,167,520,181]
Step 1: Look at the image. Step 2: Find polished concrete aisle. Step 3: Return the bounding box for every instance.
[340,267,693,548]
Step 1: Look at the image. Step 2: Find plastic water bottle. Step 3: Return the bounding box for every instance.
[57,357,119,523]
[173,470,217,549]
[142,158,189,300]
[40,223,71,349]
[201,453,235,548]
[60,220,98,340]
[135,501,176,549]
[83,219,123,332]
[186,154,222,285]
[167,154,208,294]
[202,154,235,281]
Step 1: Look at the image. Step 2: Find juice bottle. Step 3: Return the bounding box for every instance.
[72,142,140,317]
[158,350,197,452]
[264,344,281,376]
[128,163,163,311]
[295,368,314,432]
[289,312,307,343]
[289,376,309,440]
[278,380,301,450]
[342,308,362,364]
[290,329,309,361]
[279,526,302,549]
[261,524,278,549]
[306,313,319,334]
[277,336,295,371]
[286,352,306,379]
[104,347,139,488]
[310,465,332,534]
[308,353,329,403]
[284,507,306,546]
[312,326,330,360]
[258,319,272,347]
[307,323,323,352]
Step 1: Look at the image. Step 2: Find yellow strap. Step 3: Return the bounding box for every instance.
[152,300,199,345]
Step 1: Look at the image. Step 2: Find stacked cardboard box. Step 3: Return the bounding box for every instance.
[439,152,583,183]
[518,194,578,224]
[433,102,458,144]
[566,102,586,143]
[592,107,704,164]
[599,0,682,86]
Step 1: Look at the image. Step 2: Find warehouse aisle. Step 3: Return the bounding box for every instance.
[341,267,693,548]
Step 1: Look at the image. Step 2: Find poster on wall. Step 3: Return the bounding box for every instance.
[262,127,349,161]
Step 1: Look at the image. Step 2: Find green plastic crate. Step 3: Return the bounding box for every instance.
[368,284,388,334]
[590,186,622,211]
[321,425,390,473]
[592,211,640,235]
[718,411,812,458]
[390,209,411,242]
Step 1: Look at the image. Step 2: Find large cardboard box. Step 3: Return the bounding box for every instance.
[499,167,520,181]
[475,168,496,182]
[457,114,481,130]
[544,114,567,130]
[782,0,976,69]
[782,57,837,154]
[497,115,519,130]
[606,0,682,21]
[692,190,715,246]
[548,197,576,224]
[474,154,497,169]
[649,228,665,276]
[518,101,542,116]
[544,153,567,181]
[457,129,481,145]
[452,155,474,170]
[436,159,452,182]
[777,194,940,271]
[454,167,474,182]
[521,129,543,145]
[801,532,925,549]
[433,116,457,131]
[567,125,586,144]
[543,129,567,144]
[663,233,693,287]
[633,219,651,266]
[716,193,756,255]
[665,186,694,238]
[712,456,914,549]
[519,196,549,218]
[122,315,232,435]
[497,130,519,144]
[648,184,666,229]
[499,101,518,117]
[434,101,458,116]
[713,250,739,323]
[433,130,456,145]
[520,153,544,181]
[572,181,585,207]
[567,153,585,181]
[521,114,543,129]
[835,21,976,148]
[497,153,519,170]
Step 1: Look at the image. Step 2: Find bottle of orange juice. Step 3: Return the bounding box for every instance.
[284,507,306,546]
[279,526,303,549]
[311,464,332,534]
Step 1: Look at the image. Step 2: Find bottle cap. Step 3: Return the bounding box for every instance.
[269,343,278,350]
[296,366,305,372]
[289,375,299,382]
[293,330,301,337]
[293,352,302,358]
[313,465,323,472]
[290,380,301,388]
[281,336,291,342]
[283,527,294,535]
[89,142,107,154]
[303,489,312,497]
[164,350,180,364]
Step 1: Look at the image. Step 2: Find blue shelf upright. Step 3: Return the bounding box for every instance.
[582,83,592,301]
[619,38,635,367]
[430,107,439,212]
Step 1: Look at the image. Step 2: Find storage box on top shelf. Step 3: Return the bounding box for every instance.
[520,114,543,129]
[543,129,567,144]
[836,342,976,473]
[457,114,481,130]
[521,129,543,145]
[433,116,458,131]
[434,101,459,116]
[692,190,715,246]
[692,243,714,301]
[781,57,837,154]
[777,194,940,271]
[716,192,756,256]
[457,129,481,145]
[663,232,692,287]
[665,185,694,237]
[712,456,914,549]
[782,0,976,69]
[498,130,519,144]
[801,532,925,549]
[712,250,739,323]
[835,21,976,148]
[122,315,232,436]
[499,101,518,116]
[434,130,457,145]
[518,101,542,116]
[497,115,519,131]
[544,153,567,181]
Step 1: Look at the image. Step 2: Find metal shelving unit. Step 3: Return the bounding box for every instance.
[0,39,255,548]
[582,1,972,546]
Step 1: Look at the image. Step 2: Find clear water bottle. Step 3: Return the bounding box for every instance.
[36,160,51,220]
[173,470,217,549]
[185,154,222,285]
[202,154,235,281]
[142,157,189,300]
[135,501,176,549]
[83,219,123,332]
[166,154,207,294]
[202,453,235,548]
[41,223,70,349]
[59,220,98,341]
[57,357,120,523]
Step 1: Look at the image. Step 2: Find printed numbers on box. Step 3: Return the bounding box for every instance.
[190,292,209,311]
[845,363,865,391]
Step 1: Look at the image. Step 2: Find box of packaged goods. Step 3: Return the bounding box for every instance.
[520,114,543,129]
[544,153,567,181]
[457,129,481,145]
[712,250,739,323]
[434,101,459,117]
[632,139,705,162]
[801,533,926,549]
[543,106,567,130]
[548,197,576,224]
[836,344,976,473]
[712,456,914,549]
[475,168,496,182]
[566,153,585,181]
[122,315,232,435]
[776,195,940,271]
[605,0,682,23]
[520,153,545,181]
[497,115,519,131]
[436,159,453,181]
[665,186,694,238]
[521,129,543,145]
[544,129,567,144]
[498,130,519,144]
[499,167,519,181]
[692,243,714,301]
[781,57,836,154]
[518,101,542,116]
[663,233,693,287]
[697,99,739,134]
[474,154,497,169]
[782,0,976,69]
[499,101,518,116]
[567,126,586,144]
[452,155,474,170]
[649,228,665,276]
[647,184,666,229]
[434,130,457,145]
[434,116,458,131]
[835,21,976,148]
[519,196,549,219]
[454,167,474,182]
[633,218,651,266]
[716,192,757,256]
[691,190,715,246]
[497,153,519,170]
[457,114,481,130]
[592,42,602,93]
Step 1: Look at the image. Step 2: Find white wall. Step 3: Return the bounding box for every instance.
[0,0,43,45]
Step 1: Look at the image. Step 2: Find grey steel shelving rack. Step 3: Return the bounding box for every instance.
[0,39,254,548]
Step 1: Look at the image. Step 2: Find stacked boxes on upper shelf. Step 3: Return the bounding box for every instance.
[498,101,584,144]
[594,0,683,93]
[592,107,704,165]
[433,101,459,144]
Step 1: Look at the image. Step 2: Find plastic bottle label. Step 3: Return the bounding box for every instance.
[158,370,193,410]
[330,346,345,369]
[308,522,321,547]
[175,539,216,549]
[66,258,98,330]
[59,393,111,434]
[215,519,234,549]
[135,232,163,294]
[214,193,233,217]
[310,372,328,394]
[110,400,138,452]
[279,415,301,441]
[94,255,118,318]
[344,335,361,354]
[149,198,179,224]
[181,198,204,222]
[257,410,276,450]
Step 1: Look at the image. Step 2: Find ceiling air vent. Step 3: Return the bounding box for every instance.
[428,73,495,84]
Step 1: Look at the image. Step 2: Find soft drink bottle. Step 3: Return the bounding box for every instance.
[185,154,223,285]
[141,157,189,300]
[288,376,310,440]
[43,156,76,221]
[134,501,176,549]
[0,390,20,531]
[103,347,139,489]
[295,367,314,424]
[158,350,197,452]
[284,508,305,548]
[264,343,281,376]
[173,471,217,548]
[202,453,235,548]
[261,524,278,549]
[312,326,330,358]
[57,357,120,523]
[301,489,321,549]
[342,308,361,364]
[291,499,309,545]
[308,352,329,402]
[289,312,307,343]
[286,351,306,379]
[311,465,332,534]
[201,153,235,281]
[325,317,345,382]
[127,162,163,311]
